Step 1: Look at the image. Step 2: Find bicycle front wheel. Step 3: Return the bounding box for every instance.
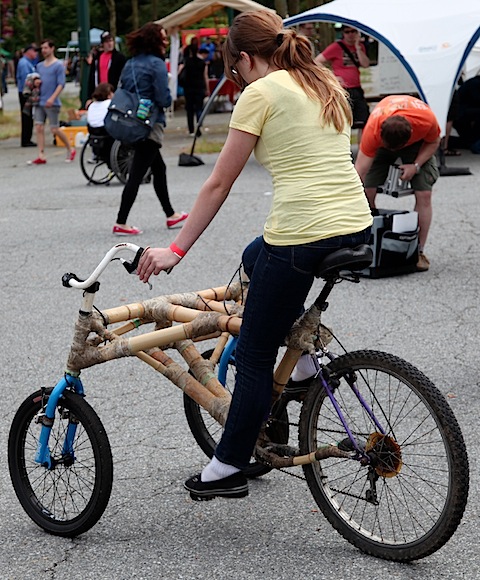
[8,388,113,537]
[299,350,469,562]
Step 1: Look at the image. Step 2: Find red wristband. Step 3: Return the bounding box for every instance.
[169,242,187,259]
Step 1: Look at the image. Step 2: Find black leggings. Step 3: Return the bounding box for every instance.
[184,90,205,134]
[116,139,174,224]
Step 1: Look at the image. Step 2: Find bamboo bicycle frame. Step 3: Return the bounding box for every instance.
[36,273,349,470]
[68,279,306,428]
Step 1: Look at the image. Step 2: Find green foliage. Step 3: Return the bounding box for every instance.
[39,0,82,46]
[4,0,106,51]
[2,0,324,57]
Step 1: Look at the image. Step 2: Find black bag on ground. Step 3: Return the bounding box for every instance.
[357,209,419,278]
[104,88,156,144]
[179,152,204,166]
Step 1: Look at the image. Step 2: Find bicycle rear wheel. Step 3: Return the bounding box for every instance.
[299,350,469,562]
[8,388,113,537]
[183,349,289,478]
[80,136,115,185]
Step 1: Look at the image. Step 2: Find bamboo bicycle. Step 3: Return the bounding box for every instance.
[8,243,469,562]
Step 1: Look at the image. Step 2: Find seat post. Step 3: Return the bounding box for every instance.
[314,278,336,311]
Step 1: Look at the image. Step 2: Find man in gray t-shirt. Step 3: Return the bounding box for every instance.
[29,39,76,165]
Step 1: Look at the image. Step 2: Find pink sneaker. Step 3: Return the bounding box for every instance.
[166,212,188,229]
[65,149,76,163]
[27,157,47,165]
[113,225,143,236]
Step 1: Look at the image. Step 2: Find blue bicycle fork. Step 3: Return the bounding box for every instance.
[217,335,237,386]
[35,373,85,469]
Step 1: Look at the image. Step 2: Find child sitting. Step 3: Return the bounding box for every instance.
[22,73,42,118]
[87,82,114,162]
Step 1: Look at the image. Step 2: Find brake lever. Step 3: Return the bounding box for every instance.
[120,247,153,290]
[121,247,144,274]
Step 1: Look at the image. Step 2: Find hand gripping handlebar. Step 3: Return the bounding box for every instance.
[62,243,144,290]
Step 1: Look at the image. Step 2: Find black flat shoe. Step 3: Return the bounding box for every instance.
[184,472,248,501]
[283,377,313,401]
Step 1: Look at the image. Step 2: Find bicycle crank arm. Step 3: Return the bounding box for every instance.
[255,443,350,469]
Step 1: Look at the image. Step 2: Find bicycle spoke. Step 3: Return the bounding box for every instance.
[9,389,113,536]
[299,350,469,561]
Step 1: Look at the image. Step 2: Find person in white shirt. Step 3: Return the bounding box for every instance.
[87,82,113,128]
[87,82,114,163]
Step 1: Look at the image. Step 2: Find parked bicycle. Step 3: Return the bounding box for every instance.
[8,243,469,562]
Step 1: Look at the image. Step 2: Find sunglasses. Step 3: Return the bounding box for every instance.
[230,53,241,76]
[343,29,358,34]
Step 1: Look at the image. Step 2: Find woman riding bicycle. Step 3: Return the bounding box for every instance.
[138,11,373,500]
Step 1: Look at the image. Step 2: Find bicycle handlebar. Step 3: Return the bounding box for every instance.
[62,243,144,290]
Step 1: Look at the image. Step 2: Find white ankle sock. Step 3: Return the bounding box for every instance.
[290,353,318,382]
[201,456,240,482]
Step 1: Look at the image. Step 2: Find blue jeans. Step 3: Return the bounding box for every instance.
[215,229,371,469]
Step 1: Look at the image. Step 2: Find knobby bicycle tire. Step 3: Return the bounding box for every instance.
[80,136,115,185]
[183,348,289,478]
[298,350,469,562]
[8,388,113,537]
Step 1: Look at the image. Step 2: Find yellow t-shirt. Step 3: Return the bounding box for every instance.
[229,70,372,246]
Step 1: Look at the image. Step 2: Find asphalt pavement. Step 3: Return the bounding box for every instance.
[0,83,479,579]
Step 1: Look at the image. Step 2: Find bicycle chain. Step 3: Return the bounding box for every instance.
[278,418,306,481]
[278,467,306,481]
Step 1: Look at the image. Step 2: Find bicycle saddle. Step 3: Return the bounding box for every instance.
[314,244,373,279]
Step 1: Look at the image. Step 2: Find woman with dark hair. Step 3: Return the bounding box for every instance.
[113,22,187,236]
[138,11,372,499]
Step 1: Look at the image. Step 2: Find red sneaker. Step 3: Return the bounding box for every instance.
[166,212,188,229]
[112,225,143,236]
[65,149,76,163]
[28,157,47,165]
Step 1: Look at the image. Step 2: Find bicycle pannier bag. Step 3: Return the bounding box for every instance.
[357,209,419,278]
[104,88,156,144]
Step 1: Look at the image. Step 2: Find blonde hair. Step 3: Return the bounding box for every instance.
[223,11,352,131]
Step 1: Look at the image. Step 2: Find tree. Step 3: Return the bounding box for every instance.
[104,0,117,38]
[151,0,158,20]
[31,0,43,44]
[131,0,139,31]
[274,0,287,18]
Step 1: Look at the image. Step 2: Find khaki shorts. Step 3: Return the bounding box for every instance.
[364,142,439,191]
[33,105,61,128]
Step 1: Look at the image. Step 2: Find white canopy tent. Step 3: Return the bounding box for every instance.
[159,0,275,33]
[284,0,480,135]
[158,0,274,102]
